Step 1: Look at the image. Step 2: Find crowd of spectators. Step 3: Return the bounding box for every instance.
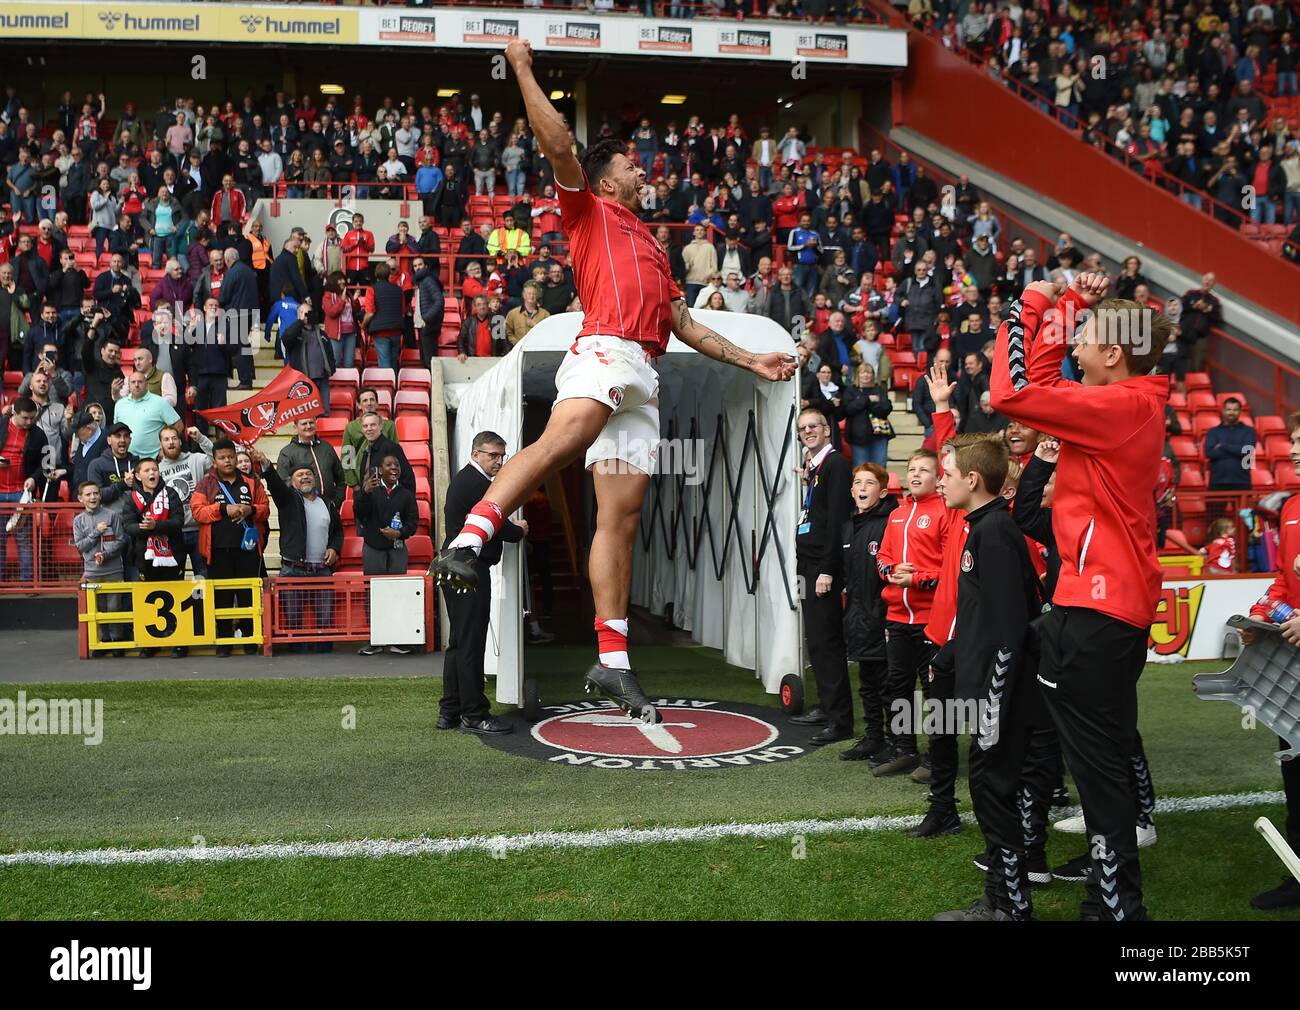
[910,0,1300,260]
[0,71,1274,590]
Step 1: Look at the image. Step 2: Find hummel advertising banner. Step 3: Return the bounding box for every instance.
[0,2,906,65]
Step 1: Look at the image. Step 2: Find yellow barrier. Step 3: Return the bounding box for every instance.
[80,579,265,654]
[1159,554,1206,578]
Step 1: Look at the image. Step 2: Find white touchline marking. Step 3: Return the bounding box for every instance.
[0,791,1284,869]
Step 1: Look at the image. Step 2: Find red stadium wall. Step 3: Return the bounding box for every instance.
[891,31,1300,324]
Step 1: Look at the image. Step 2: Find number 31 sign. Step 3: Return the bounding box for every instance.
[132,582,214,647]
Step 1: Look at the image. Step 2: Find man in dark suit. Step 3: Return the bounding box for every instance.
[439,430,525,736]
[268,236,309,305]
[216,246,260,389]
[790,407,855,746]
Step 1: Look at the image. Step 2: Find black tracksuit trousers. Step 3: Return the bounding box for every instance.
[924,642,960,814]
[884,620,935,755]
[1037,605,1151,922]
[856,658,889,745]
[968,647,1047,921]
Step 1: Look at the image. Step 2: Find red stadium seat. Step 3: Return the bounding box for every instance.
[1274,464,1300,489]
[1169,436,1198,463]
[1178,466,1206,490]
[1251,469,1276,489]
[330,367,360,396]
[414,475,431,503]
[1187,390,1218,414]
[417,499,432,535]
[394,389,430,417]
[1256,415,1288,439]
[329,388,354,420]
[405,535,433,569]
[1184,372,1213,394]
[1216,391,1248,410]
[1174,410,1192,433]
[398,366,431,392]
[403,441,431,478]
[316,416,347,440]
[337,537,365,572]
[1167,391,1187,409]
[340,497,354,524]
[1192,414,1220,440]
[1263,435,1292,462]
[361,366,396,401]
[396,416,429,443]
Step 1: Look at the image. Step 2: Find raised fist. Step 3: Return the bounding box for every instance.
[505,39,534,74]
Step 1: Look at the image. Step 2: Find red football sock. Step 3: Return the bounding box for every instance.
[452,499,505,551]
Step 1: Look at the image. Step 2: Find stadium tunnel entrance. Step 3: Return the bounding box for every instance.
[445,310,802,709]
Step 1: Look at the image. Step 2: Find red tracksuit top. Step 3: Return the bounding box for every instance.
[1251,494,1300,618]
[989,286,1169,630]
[924,408,966,644]
[877,487,960,626]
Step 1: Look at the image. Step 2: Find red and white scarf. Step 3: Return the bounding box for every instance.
[132,487,177,567]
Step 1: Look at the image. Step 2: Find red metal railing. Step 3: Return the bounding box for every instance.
[0,501,86,594]
[265,573,437,653]
[1207,329,1300,421]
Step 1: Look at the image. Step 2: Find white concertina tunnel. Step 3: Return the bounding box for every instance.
[448,309,803,707]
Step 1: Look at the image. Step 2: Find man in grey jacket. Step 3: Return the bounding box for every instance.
[157,425,212,577]
[897,259,942,357]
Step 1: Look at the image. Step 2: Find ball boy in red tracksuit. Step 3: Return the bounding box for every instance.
[990,272,1172,922]
[874,444,963,778]
[1240,410,1300,911]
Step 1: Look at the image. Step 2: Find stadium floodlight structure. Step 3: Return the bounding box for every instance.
[449,310,802,712]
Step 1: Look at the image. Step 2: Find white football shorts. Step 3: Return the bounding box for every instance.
[554,335,661,476]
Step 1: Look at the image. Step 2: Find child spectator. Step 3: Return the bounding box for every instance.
[839,462,898,763]
[72,480,128,655]
[1203,517,1237,573]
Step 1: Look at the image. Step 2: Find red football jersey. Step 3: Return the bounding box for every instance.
[556,170,683,356]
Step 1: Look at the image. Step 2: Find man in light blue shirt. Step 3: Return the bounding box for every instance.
[112,371,181,458]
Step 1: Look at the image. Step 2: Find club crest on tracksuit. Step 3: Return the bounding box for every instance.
[961,549,973,572]
[917,515,931,529]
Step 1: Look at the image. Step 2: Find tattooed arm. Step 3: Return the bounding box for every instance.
[670,299,798,382]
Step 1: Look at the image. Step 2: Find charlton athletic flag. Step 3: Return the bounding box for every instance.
[196,368,325,444]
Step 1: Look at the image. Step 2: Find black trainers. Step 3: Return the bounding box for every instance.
[909,806,962,838]
[972,850,991,873]
[1250,876,1300,911]
[871,748,921,777]
[1051,785,1072,807]
[583,663,660,723]
[1051,852,1091,882]
[460,715,513,735]
[840,735,886,762]
[431,546,479,592]
[867,743,897,769]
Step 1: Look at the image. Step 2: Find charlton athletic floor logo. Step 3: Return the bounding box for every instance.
[480,698,819,770]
